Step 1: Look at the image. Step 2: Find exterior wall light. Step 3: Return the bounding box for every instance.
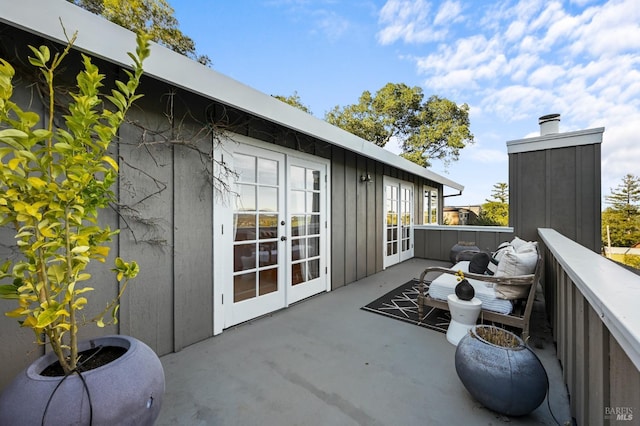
[360,173,372,183]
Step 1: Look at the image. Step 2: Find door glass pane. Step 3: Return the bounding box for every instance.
[308,192,320,213]
[308,259,320,280]
[235,154,255,183]
[291,166,305,189]
[259,214,278,239]
[259,242,277,267]
[258,187,277,212]
[236,185,256,211]
[234,214,256,241]
[291,190,305,212]
[259,268,278,295]
[308,215,320,235]
[292,239,306,260]
[258,158,278,185]
[292,263,305,286]
[235,243,256,272]
[308,237,319,257]
[291,215,306,236]
[307,170,320,190]
[234,272,255,302]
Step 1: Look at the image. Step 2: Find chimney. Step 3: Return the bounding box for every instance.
[539,113,560,135]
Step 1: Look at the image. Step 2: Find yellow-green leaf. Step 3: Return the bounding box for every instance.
[101,155,118,171]
[5,306,27,318]
[74,286,94,295]
[27,177,47,189]
[35,309,58,328]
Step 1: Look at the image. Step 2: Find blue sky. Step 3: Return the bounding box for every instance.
[171,0,639,206]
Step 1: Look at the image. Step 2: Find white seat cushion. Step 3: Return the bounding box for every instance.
[428,261,513,314]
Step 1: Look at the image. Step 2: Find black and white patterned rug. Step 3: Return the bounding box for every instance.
[361,279,450,333]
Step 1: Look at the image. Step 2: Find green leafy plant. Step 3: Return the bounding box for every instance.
[0,30,150,374]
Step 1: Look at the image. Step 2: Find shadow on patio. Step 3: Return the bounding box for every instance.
[157,258,571,426]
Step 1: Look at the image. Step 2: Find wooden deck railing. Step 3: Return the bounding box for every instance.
[539,228,640,425]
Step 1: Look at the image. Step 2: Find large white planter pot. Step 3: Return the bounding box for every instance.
[0,335,165,426]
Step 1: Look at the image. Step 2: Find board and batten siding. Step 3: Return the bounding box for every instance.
[0,24,447,390]
[508,128,603,253]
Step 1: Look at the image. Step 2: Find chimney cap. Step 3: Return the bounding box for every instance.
[539,113,561,124]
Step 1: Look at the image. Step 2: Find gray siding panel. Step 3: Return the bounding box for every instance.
[375,162,385,271]
[356,155,367,280]
[510,142,601,252]
[331,147,346,289]
[366,158,378,276]
[344,151,358,284]
[173,143,214,350]
[118,100,175,356]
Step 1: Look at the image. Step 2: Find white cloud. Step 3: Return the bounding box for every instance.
[312,10,350,41]
[433,0,463,26]
[467,145,508,163]
[527,64,566,87]
[377,0,452,44]
[481,85,557,121]
[375,0,640,203]
[569,0,640,57]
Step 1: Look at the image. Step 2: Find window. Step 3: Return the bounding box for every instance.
[423,186,439,224]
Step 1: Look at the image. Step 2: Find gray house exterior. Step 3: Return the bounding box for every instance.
[0,0,464,389]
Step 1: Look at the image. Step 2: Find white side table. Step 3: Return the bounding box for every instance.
[446,294,482,346]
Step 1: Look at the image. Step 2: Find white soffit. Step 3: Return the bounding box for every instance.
[506,127,604,154]
[0,0,464,192]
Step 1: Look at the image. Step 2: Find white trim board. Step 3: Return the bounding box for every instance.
[507,127,604,154]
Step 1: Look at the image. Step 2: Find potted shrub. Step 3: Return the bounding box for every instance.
[454,325,548,417]
[0,30,164,424]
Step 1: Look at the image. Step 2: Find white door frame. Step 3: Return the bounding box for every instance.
[213,135,330,333]
[383,176,414,269]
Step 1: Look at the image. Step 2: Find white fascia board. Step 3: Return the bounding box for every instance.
[506,127,604,154]
[0,0,464,192]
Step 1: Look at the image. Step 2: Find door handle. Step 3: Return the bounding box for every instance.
[281,236,287,241]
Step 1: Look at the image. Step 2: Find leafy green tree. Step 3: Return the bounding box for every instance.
[475,182,509,226]
[68,0,211,66]
[273,91,312,115]
[602,174,640,247]
[325,83,473,167]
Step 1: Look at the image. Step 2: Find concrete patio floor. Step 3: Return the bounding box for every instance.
[156,258,572,426]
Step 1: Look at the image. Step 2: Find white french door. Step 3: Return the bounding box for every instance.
[383,177,414,268]
[227,147,286,326]
[286,157,329,304]
[222,143,329,328]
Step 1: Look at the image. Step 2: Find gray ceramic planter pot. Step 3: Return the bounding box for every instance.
[0,335,164,425]
[454,325,547,417]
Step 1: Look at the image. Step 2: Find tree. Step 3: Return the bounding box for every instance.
[475,182,509,226]
[606,174,640,217]
[273,91,312,115]
[602,174,640,247]
[325,83,473,167]
[489,182,509,204]
[68,0,211,66]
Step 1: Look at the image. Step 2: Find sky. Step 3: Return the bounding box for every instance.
[170,0,640,206]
